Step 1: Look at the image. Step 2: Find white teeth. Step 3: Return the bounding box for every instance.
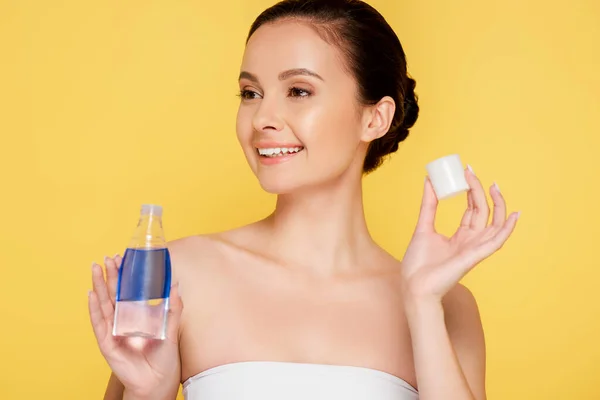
[257,146,303,157]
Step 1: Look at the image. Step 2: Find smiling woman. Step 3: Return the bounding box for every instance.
[234,15,418,194]
[87,1,521,400]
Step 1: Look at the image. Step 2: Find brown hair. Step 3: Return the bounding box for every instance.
[247,0,419,174]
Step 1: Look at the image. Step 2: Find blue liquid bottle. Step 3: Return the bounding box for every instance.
[113,204,171,340]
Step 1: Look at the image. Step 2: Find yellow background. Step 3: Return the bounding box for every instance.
[1,0,598,398]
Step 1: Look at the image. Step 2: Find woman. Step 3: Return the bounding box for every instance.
[89,1,520,399]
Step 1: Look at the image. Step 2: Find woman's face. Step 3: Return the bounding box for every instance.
[236,21,371,194]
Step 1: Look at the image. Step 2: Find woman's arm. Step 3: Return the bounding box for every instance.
[400,168,518,400]
[103,372,125,400]
[405,284,486,400]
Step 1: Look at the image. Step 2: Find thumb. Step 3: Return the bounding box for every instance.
[165,282,183,344]
[415,176,438,233]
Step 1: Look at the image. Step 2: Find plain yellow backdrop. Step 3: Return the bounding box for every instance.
[1,0,598,398]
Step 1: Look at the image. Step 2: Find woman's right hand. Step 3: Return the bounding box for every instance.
[88,255,183,399]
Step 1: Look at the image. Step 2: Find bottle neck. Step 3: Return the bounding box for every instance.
[129,213,167,249]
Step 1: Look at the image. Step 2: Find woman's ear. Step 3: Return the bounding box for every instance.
[360,96,396,143]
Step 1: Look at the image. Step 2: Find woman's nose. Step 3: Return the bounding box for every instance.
[252,96,285,133]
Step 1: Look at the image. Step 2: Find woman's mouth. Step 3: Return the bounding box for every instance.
[257,146,304,158]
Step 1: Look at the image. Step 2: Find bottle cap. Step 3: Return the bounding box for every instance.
[425,154,470,200]
[141,204,163,217]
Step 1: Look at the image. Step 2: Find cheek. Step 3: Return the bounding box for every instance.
[235,106,251,143]
[236,106,258,170]
[294,103,362,165]
[236,106,259,153]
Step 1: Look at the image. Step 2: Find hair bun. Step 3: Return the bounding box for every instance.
[386,76,419,152]
[400,76,419,133]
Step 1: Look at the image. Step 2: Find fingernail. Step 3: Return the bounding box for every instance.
[88,290,92,297]
[517,211,521,219]
[104,256,110,264]
[494,182,500,193]
[467,164,475,175]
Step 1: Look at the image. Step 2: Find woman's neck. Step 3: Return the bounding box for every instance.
[260,172,380,278]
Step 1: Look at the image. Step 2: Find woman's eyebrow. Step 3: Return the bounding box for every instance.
[238,68,324,83]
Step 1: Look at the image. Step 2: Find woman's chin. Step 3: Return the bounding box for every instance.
[254,167,354,195]
[257,179,299,195]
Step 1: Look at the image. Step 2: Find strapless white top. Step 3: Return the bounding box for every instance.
[182,361,419,400]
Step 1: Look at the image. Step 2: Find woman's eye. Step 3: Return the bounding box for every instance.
[288,87,311,98]
[238,90,260,100]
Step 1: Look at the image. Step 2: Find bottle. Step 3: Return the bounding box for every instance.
[113,204,172,340]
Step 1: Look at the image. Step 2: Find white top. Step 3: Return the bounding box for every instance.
[182,361,419,400]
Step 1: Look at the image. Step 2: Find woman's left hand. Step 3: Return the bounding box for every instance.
[400,166,520,303]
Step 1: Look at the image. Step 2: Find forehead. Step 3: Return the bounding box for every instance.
[241,21,346,80]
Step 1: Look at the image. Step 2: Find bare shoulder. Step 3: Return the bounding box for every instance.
[164,223,261,283]
[166,230,239,269]
[442,283,485,344]
[442,283,487,398]
[167,232,224,260]
[442,283,481,321]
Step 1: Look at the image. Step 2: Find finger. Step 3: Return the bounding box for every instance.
[92,262,115,324]
[445,212,520,281]
[465,166,490,231]
[471,211,520,262]
[459,180,475,228]
[105,255,121,305]
[88,290,110,347]
[165,282,184,345]
[490,183,507,228]
[415,176,438,233]
[486,211,520,251]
